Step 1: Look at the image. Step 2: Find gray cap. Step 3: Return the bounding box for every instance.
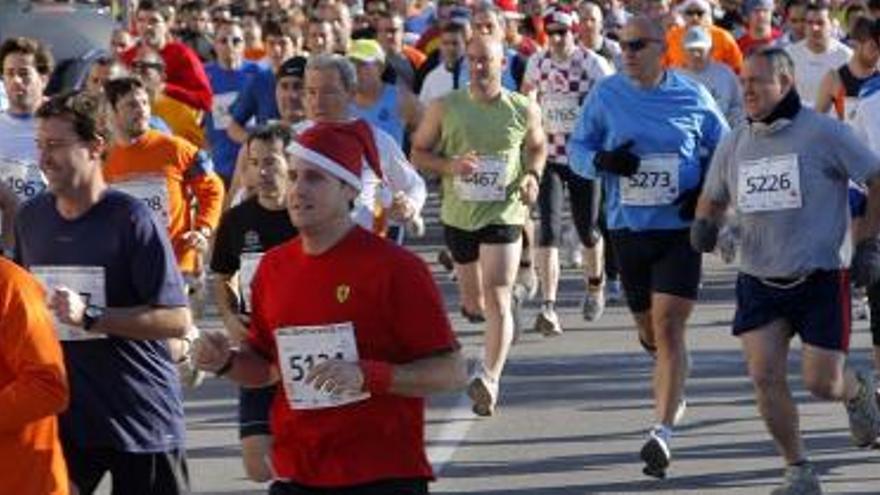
[683,25,712,51]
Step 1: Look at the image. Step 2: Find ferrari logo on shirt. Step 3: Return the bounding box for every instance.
[336,284,351,304]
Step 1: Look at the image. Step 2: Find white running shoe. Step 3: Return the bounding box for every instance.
[640,427,671,479]
[534,305,563,337]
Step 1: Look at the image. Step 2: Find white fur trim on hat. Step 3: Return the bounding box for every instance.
[287,141,363,189]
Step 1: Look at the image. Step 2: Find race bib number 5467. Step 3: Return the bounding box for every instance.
[454,155,508,202]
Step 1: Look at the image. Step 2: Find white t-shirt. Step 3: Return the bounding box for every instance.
[853,89,880,154]
[419,64,458,104]
[786,39,852,108]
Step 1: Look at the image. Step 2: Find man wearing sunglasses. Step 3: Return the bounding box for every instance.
[569,15,728,479]
[664,0,744,74]
[693,47,880,495]
[205,20,262,186]
[521,4,614,334]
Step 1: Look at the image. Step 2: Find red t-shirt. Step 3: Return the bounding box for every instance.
[121,41,213,112]
[736,27,782,56]
[247,227,459,487]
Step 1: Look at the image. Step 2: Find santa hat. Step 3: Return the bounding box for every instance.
[287,120,382,190]
[542,4,578,29]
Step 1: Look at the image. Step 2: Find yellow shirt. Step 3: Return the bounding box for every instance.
[154,93,206,148]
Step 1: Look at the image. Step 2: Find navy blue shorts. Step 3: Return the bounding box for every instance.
[733,270,851,352]
[239,385,276,438]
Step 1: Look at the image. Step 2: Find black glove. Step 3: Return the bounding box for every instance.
[852,237,880,287]
[674,187,701,221]
[690,218,719,253]
[594,140,640,177]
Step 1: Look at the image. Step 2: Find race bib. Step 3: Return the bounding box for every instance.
[113,177,171,227]
[542,94,580,135]
[31,265,107,341]
[454,155,508,202]
[0,158,46,202]
[737,154,802,213]
[239,252,262,313]
[619,154,679,206]
[212,92,238,130]
[276,322,370,410]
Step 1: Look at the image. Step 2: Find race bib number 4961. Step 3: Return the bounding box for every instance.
[454,155,508,202]
[30,265,107,341]
[619,154,679,206]
[736,154,802,213]
[275,322,369,410]
[1,159,46,202]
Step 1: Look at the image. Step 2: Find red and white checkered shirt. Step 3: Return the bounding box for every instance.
[524,46,614,165]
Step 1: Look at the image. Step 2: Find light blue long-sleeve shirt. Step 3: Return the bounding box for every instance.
[568,70,729,231]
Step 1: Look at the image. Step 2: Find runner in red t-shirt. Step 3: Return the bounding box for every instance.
[194,120,467,494]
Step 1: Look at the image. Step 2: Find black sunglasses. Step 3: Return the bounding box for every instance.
[131,61,165,72]
[219,36,244,45]
[683,9,706,16]
[546,27,570,36]
[619,38,659,52]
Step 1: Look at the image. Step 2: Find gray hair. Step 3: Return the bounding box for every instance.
[305,53,357,92]
[750,47,796,81]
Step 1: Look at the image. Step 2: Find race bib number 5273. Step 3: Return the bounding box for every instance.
[619,154,679,206]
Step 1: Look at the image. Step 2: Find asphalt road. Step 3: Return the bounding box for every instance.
[102,194,880,495]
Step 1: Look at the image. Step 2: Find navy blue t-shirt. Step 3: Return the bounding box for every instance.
[14,190,188,453]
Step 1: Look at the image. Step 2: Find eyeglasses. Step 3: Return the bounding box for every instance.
[131,61,165,73]
[218,36,244,45]
[619,38,660,52]
[683,9,706,17]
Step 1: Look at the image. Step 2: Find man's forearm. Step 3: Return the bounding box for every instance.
[224,346,276,388]
[92,306,191,340]
[411,149,453,176]
[859,176,880,241]
[387,349,467,397]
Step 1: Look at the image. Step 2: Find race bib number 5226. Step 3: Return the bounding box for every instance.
[736,154,802,213]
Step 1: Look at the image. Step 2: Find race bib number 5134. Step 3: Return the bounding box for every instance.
[275,322,369,410]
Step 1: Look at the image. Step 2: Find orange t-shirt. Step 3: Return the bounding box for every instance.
[0,258,69,495]
[104,129,225,273]
[665,24,744,74]
[244,46,267,62]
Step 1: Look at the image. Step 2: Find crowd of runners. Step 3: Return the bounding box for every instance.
[2,0,880,493]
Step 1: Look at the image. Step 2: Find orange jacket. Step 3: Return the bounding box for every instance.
[0,258,69,495]
[665,24,744,73]
[104,130,225,274]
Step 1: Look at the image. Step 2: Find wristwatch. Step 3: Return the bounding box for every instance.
[83,305,104,332]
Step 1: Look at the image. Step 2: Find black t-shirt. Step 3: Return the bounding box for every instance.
[210,196,297,310]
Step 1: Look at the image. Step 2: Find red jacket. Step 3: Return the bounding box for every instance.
[122,40,213,112]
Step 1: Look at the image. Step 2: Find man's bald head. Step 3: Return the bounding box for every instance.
[466,35,505,95]
[623,15,667,46]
